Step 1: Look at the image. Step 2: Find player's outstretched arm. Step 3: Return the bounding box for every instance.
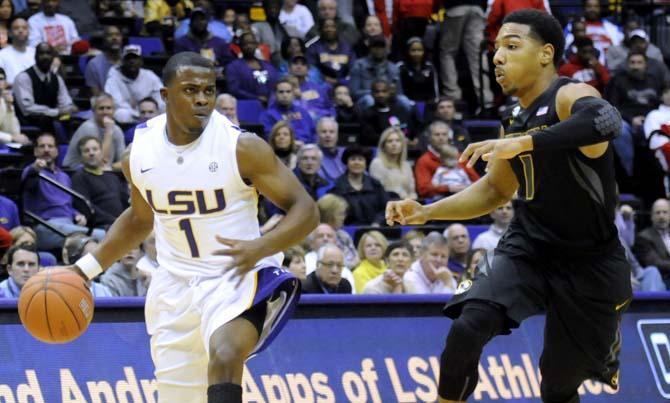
[71,153,154,279]
[214,133,319,274]
[386,155,519,225]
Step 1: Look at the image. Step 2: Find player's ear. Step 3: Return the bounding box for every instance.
[540,43,554,67]
[160,87,168,103]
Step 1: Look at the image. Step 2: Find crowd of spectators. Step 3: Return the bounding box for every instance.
[2,0,670,298]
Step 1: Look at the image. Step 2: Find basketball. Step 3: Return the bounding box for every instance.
[18,268,94,344]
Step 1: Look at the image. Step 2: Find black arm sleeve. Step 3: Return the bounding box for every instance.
[532,96,622,151]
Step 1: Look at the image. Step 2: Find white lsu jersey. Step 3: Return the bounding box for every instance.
[129,111,282,277]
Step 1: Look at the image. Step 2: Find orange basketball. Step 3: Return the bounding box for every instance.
[18,268,94,344]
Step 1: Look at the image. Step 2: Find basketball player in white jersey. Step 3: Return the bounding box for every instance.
[65,52,319,403]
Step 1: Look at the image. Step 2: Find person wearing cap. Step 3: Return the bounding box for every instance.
[329,145,389,226]
[13,42,76,127]
[607,27,669,84]
[606,21,664,72]
[348,34,413,112]
[558,36,610,95]
[260,76,316,144]
[305,18,355,86]
[174,7,234,68]
[104,44,165,124]
[288,54,334,120]
[174,0,231,42]
[85,25,123,97]
[27,0,79,55]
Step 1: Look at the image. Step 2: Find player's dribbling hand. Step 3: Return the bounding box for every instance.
[213,236,266,286]
[385,199,428,226]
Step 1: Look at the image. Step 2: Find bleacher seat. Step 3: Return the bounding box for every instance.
[237,99,265,125]
[129,36,165,56]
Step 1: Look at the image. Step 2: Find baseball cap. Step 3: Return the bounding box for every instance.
[290,55,307,64]
[629,29,648,41]
[122,44,142,59]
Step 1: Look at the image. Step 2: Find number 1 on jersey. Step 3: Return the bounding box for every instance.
[179,218,200,258]
[519,154,535,200]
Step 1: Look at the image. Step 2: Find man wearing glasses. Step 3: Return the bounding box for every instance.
[301,243,352,294]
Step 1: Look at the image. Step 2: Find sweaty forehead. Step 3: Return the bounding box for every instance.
[173,66,215,83]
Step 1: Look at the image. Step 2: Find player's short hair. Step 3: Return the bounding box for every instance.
[574,36,594,50]
[502,9,565,68]
[77,135,101,152]
[162,52,215,86]
[6,243,38,266]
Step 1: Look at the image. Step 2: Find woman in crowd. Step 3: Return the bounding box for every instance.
[369,126,416,200]
[7,226,57,266]
[354,15,384,58]
[352,230,388,293]
[269,120,298,169]
[397,37,438,102]
[0,68,29,145]
[330,146,389,225]
[282,245,307,280]
[317,194,359,269]
[403,229,425,258]
[363,241,413,294]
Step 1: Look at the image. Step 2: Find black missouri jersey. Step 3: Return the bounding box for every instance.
[500,77,619,257]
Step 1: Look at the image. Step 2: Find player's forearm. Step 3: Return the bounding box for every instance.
[425,175,510,221]
[256,197,319,258]
[90,207,153,270]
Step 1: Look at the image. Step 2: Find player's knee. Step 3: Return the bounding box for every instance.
[209,344,245,371]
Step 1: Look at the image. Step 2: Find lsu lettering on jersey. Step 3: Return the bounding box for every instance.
[129,111,282,277]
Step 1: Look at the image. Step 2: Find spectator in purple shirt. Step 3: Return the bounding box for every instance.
[306,18,355,86]
[21,133,105,250]
[260,77,316,144]
[0,195,19,230]
[174,7,234,69]
[84,25,122,96]
[289,55,334,120]
[225,32,278,104]
[316,116,345,183]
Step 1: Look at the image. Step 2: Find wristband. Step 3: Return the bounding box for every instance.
[75,253,103,280]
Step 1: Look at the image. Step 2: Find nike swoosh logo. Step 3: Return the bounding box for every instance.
[140,167,154,174]
[615,298,630,311]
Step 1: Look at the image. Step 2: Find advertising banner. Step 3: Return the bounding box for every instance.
[0,297,668,402]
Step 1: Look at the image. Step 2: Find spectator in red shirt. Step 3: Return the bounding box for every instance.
[558,37,610,94]
[415,120,479,199]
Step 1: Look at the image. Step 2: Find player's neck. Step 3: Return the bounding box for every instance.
[517,71,557,109]
[166,121,202,146]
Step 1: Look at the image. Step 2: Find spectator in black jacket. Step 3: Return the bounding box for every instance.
[397,37,438,102]
[334,84,358,124]
[359,79,416,146]
[329,145,389,225]
[301,243,352,294]
[70,136,129,228]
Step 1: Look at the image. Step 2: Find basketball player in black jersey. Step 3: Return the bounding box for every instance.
[387,9,632,403]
